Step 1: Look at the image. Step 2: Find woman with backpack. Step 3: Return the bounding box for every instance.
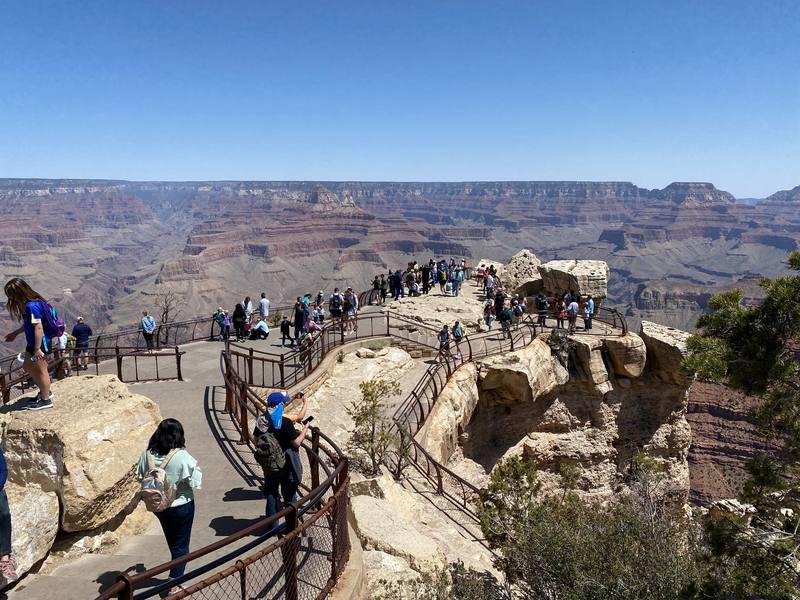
[232,302,247,342]
[253,392,311,520]
[3,277,59,411]
[136,419,202,595]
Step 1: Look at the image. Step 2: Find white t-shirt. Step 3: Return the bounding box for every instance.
[57,332,68,350]
[259,297,270,316]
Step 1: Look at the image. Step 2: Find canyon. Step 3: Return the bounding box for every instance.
[0,179,797,350]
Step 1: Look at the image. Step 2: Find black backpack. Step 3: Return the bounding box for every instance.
[329,294,343,310]
[254,430,286,476]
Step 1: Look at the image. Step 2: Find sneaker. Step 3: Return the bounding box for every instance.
[0,556,17,579]
[26,398,54,411]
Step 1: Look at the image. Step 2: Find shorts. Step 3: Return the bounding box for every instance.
[346,309,356,317]
[330,309,342,318]
[74,344,89,354]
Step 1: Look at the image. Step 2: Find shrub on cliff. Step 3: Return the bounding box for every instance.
[346,377,400,476]
[684,250,800,597]
[477,455,698,600]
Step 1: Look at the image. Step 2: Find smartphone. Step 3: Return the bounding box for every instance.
[302,415,314,425]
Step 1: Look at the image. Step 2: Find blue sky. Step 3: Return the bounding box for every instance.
[0,1,797,197]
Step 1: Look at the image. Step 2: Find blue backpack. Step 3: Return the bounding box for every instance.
[41,302,66,338]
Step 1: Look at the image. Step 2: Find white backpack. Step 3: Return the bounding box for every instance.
[140,449,179,513]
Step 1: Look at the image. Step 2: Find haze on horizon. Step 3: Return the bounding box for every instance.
[1,1,798,198]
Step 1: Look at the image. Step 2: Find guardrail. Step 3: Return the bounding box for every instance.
[95,350,350,600]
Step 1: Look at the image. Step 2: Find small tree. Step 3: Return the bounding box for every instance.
[155,287,183,325]
[269,311,283,328]
[346,378,400,476]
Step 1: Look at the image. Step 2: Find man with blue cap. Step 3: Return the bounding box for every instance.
[254,391,310,519]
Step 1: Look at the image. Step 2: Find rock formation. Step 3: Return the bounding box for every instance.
[538,259,609,300]
[416,325,692,502]
[383,292,487,333]
[1,375,161,580]
[501,249,542,296]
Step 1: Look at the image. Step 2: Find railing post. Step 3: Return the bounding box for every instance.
[155,324,163,350]
[247,348,254,385]
[115,573,134,599]
[237,559,247,600]
[175,346,183,381]
[436,464,444,495]
[310,428,320,492]
[0,373,8,405]
[282,504,300,600]
[279,356,285,388]
[115,346,123,381]
[238,382,249,444]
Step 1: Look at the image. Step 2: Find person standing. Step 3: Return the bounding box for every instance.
[280,316,293,347]
[221,310,232,341]
[140,311,157,352]
[452,320,464,359]
[71,316,93,370]
[137,419,202,596]
[293,298,306,343]
[212,308,226,341]
[3,278,55,410]
[254,392,310,519]
[584,294,595,330]
[567,297,580,333]
[258,293,270,320]
[437,325,451,360]
[379,274,389,304]
[242,296,254,321]
[232,303,247,342]
[484,301,496,332]
[328,288,344,324]
[0,445,16,580]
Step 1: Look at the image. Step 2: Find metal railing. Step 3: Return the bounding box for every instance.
[95,349,350,600]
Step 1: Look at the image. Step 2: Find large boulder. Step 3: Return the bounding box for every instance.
[602,332,647,378]
[502,249,542,296]
[639,321,691,385]
[538,259,609,300]
[4,483,60,579]
[4,375,162,534]
[384,293,486,333]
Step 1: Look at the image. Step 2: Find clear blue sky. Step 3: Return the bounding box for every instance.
[1,1,797,197]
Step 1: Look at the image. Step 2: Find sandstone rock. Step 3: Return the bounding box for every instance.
[709,498,757,525]
[415,363,480,463]
[502,249,542,296]
[4,483,60,580]
[355,348,376,359]
[640,321,691,384]
[4,375,162,532]
[538,259,609,300]
[603,332,647,378]
[384,293,486,333]
[569,335,613,395]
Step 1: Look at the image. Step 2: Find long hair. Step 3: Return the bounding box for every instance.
[4,278,46,321]
[148,418,186,455]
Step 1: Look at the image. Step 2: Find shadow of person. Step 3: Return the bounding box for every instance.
[95,562,169,594]
[0,396,37,413]
[223,487,264,502]
[208,515,267,537]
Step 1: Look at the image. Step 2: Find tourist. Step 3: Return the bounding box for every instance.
[512,299,525,328]
[312,305,325,324]
[452,320,464,359]
[392,270,404,300]
[555,298,567,329]
[255,392,310,519]
[438,268,447,294]
[249,319,270,340]
[421,263,431,294]
[476,264,486,289]
[71,316,93,371]
[293,298,306,343]
[567,297,580,333]
[329,288,344,324]
[280,316,293,347]
[140,311,157,351]
[483,301,496,332]
[212,307,225,340]
[4,278,57,410]
[242,296,254,321]
[536,294,549,328]
[232,303,247,342]
[437,325,451,360]
[0,445,14,580]
[498,304,514,339]
[259,293,270,320]
[584,294,595,330]
[314,290,324,310]
[485,271,494,299]
[136,419,202,594]
[222,310,231,341]
[451,267,463,297]
[343,287,359,335]
[379,274,389,304]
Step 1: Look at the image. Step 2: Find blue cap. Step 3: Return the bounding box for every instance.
[267,391,289,408]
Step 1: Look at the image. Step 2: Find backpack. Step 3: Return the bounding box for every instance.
[253,430,286,476]
[329,294,342,311]
[140,449,179,513]
[41,302,66,338]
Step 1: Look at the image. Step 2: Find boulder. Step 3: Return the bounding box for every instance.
[639,321,691,384]
[4,483,60,581]
[569,335,613,395]
[603,333,647,378]
[384,293,486,333]
[502,249,542,296]
[4,375,162,532]
[538,259,609,300]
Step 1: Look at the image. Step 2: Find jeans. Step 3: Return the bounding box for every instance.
[282,332,293,346]
[264,474,300,519]
[0,489,11,556]
[221,325,230,340]
[143,332,155,349]
[584,316,593,330]
[155,500,195,579]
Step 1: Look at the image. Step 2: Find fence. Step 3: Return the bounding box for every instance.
[95,350,350,600]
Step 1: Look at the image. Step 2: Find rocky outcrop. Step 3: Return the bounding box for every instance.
[1,375,161,579]
[538,259,609,300]
[639,321,690,385]
[501,249,542,296]
[384,293,486,333]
